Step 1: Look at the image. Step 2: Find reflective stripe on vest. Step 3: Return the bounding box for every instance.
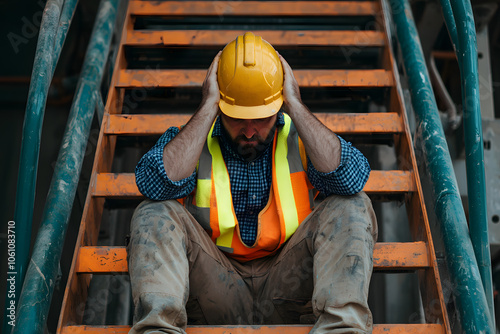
[185,114,313,260]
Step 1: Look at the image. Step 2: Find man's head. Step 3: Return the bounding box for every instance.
[217,32,283,120]
[217,32,283,160]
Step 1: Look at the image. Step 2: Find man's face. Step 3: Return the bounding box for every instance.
[220,113,277,161]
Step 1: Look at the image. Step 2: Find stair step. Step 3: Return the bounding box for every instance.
[126,30,386,47]
[61,324,445,333]
[57,0,452,331]
[93,171,415,198]
[129,1,379,16]
[118,69,393,88]
[105,113,403,136]
[76,242,429,274]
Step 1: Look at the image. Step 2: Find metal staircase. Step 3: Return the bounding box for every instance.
[56,1,451,332]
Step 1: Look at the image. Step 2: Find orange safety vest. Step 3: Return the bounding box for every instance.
[184,114,314,261]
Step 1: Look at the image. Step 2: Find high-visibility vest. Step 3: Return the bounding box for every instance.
[184,114,314,261]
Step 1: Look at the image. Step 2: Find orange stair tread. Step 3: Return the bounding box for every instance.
[117,69,394,88]
[92,171,415,198]
[61,324,445,333]
[76,242,430,274]
[105,113,404,135]
[126,30,386,47]
[129,1,380,16]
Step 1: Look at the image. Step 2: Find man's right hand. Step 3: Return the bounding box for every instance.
[201,51,222,109]
[162,52,223,181]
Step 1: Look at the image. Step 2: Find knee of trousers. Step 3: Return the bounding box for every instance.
[130,199,186,233]
[127,200,191,296]
[314,192,378,243]
[128,199,190,252]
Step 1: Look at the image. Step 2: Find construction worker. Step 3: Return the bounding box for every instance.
[129,32,377,333]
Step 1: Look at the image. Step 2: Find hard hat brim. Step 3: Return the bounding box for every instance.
[219,96,283,120]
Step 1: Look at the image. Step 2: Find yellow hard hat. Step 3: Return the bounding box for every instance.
[217,32,283,119]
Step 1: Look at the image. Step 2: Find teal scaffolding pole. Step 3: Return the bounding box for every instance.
[11,0,119,333]
[389,0,494,331]
[3,0,78,332]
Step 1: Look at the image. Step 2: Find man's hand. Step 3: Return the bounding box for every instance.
[162,52,222,181]
[278,53,342,173]
[279,53,303,114]
[201,51,222,108]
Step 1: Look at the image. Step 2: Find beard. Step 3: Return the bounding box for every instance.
[224,125,276,162]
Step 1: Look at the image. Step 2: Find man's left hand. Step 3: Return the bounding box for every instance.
[279,53,303,114]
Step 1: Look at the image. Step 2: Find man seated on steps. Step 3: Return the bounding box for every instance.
[129,32,378,334]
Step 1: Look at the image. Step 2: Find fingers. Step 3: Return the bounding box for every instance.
[277,53,296,86]
[278,52,296,84]
[278,53,292,75]
[207,51,222,78]
[201,51,222,105]
[277,53,302,107]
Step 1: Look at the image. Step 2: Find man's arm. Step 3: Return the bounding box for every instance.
[162,51,221,181]
[135,52,221,200]
[279,54,341,173]
[279,54,370,196]
[135,127,196,200]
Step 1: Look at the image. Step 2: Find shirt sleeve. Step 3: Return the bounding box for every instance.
[135,127,197,200]
[306,135,370,196]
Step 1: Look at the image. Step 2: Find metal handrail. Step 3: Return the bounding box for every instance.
[10,0,120,332]
[388,0,494,332]
[446,0,494,323]
[439,0,459,54]
[4,0,78,333]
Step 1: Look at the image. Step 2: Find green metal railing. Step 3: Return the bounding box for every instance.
[439,0,493,317]
[6,0,119,333]
[447,0,494,322]
[389,0,494,332]
[3,0,78,332]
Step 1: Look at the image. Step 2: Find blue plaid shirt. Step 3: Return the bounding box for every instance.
[135,113,370,245]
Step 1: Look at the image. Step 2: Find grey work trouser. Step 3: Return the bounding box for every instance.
[127,192,378,334]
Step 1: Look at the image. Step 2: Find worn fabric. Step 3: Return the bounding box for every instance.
[128,192,377,334]
[135,113,371,245]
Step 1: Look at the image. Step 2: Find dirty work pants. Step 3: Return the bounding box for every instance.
[128,192,377,334]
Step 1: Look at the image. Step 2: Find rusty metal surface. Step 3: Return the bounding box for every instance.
[61,324,445,333]
[76,241,429,274]
[373,242,429,269]
[129,1,379,16]
[117,69,393,88]
[105,113,404,135]
[126,30,386,47]
[92,170,415,198]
